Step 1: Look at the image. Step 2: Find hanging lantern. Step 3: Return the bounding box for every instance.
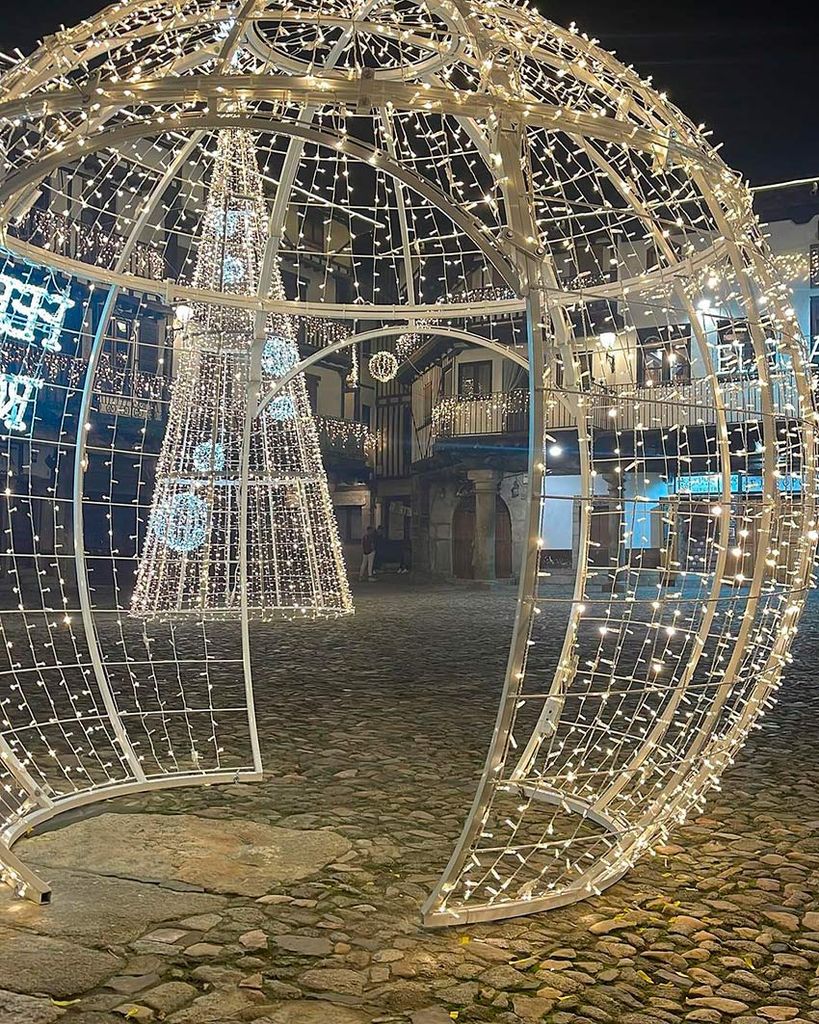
[369,349,399,383]
[132,129,352,621]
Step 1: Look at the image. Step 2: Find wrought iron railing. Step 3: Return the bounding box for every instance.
[315,416,375,461]
[432,388,529,437]
[16,209,166,280]
[430,375,804,440]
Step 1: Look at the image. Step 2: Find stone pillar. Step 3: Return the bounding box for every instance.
[411,475,431,574]
[469,469,499,580]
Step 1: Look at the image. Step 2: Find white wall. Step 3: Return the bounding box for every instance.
[539,473,610,550]
[539,472,668,551]
[623,473,669,549]
[309,365,343,418]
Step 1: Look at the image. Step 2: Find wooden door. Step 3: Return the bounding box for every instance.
[495,495,513,578]
[452,494,475,579]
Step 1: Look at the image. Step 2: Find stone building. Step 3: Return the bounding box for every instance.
[364,179,819,582]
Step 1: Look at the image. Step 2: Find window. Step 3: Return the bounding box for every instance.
[458,360,492,397]
[551,351,593,389]
[302,207,325,249]
[335,273,353,305]
[137,317,160,375]
[336,506,362,543]
[637,326,691,385]
[361,403,371,428]
[422,378,433,423]
[715,319,754,377]
[281,270,309,302]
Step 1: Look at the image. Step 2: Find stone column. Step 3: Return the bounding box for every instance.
[469,469,499,580]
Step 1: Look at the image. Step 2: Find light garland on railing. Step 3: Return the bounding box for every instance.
[301,316,348,349]
[431,387,529,436]
[315,415,376,456]
[0,343,169,402]
[18,209,165,280]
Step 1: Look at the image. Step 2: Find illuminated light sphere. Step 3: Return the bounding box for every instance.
[262,334,299,378]
[266,394,297,421]
[368,350,399,383]
[221,255,246,285]
[174,303,194,325]
[0,0,813,928]
[150,493,209,553]
[192,440,226,473]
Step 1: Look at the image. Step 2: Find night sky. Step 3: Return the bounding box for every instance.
[2,0,816,185]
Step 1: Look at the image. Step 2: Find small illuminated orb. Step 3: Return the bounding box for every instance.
[222,255,246,285]
[150,493,209,552]
[369,350,399,383]
[262,334,299,378]
[208,208,247,238]
[174,303,194,326]
[192,440,226,473]
[267,394,297,422]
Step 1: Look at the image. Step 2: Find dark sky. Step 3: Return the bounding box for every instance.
[2,0,816,185]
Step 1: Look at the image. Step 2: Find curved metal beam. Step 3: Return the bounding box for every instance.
[256,323,528,417]
[1,232,728,325]
[0,113,522,298]
[0,75,719,174]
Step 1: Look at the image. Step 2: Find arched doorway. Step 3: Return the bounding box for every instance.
[452,494,513,579]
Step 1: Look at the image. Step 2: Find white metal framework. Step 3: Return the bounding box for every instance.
[0,0,815,927]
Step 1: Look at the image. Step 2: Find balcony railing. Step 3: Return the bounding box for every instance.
[15,209,166,280]
[430,375,804,442]
[586,375,801,430]
[432,388,529,438]
[315,416,375,462]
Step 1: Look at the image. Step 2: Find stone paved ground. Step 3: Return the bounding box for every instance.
[3,578,819,1024]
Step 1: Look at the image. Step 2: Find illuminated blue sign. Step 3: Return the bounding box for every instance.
[0,372,43,431]
[674,473,802,495]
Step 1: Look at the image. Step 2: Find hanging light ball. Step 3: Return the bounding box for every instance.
[221,255,246,285]
[267,394,297,422]
[192,440,226,473]
[369,350,399,383]
[150,493,209,553]
[262,334,299,378]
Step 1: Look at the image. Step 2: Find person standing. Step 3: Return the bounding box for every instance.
[359,525,376,582]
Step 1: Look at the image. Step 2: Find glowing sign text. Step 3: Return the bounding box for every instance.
[0,273,74,352]
[0,372,43,432]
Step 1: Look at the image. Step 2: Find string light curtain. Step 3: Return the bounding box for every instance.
[132,129,352,620]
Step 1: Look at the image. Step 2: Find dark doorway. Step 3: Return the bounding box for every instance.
[452,494,513,579]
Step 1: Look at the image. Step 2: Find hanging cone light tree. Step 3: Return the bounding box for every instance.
[132,128,353,620]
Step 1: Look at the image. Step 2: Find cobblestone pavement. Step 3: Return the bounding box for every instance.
[3,577,819,1024]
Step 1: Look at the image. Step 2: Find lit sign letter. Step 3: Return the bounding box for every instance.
[0,372,43,432]
[0,273,74,352]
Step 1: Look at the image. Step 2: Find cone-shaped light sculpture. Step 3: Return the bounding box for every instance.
[132,129,353,620]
